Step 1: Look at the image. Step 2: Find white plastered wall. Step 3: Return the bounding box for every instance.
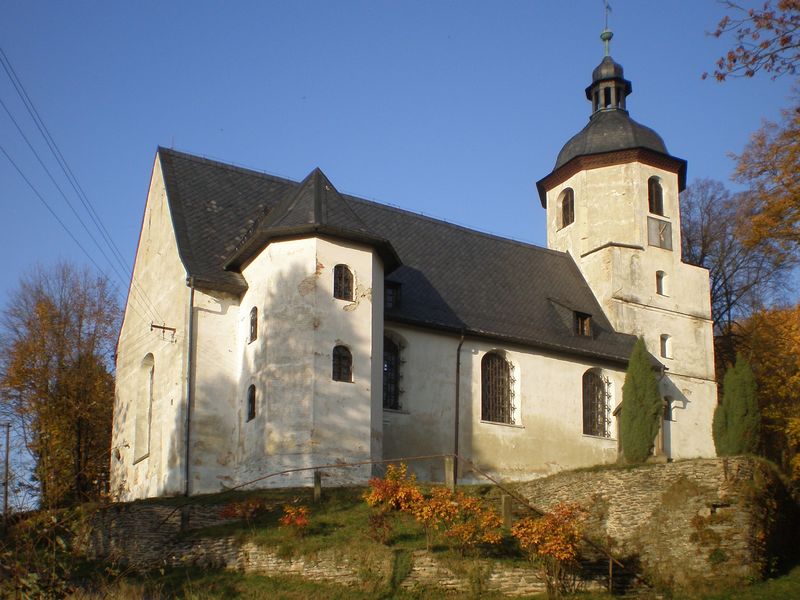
[382,324,626,482]
[112,156,189,500]
[234,236,381,488]
[545,161,717,460]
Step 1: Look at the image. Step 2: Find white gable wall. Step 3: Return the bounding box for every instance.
[112,157,189,500]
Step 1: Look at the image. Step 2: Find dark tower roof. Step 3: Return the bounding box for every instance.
[536,30,686,206]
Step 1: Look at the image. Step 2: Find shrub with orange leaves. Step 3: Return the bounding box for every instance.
[442,491,503,555]
[363,463,423,512]
[410,486,458,550]
[512,502,587,599]
[218,497,269,523]
[279,505,310,537]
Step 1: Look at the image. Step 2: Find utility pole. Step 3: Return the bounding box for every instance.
[2,422,9,532]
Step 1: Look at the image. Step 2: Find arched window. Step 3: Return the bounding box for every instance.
[656,271,667,296]
[481,352,514,424]
[648,177,664,216]
[134,354,154,462]
[582,370,610,437]
[332,345,353,382]
[334,265,353,300]
[660,334,672,359]
[383,336,401,410]
[559,188,575,228]
[249,307,258,343]
[246,385,256,421]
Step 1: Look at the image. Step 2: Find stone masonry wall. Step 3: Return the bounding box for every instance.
[78,458,797,595]
[515,457,797,592]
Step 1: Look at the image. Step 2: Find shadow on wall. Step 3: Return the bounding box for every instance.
[188,254,374,494]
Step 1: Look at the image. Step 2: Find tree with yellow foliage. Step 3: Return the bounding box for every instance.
[738,304,800,481]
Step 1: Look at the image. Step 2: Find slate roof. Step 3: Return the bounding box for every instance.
[554,109,669,171]
[157,147,637,364]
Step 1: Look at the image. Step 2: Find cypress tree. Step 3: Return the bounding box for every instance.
[713,356,760,456]
[620,338,663,463]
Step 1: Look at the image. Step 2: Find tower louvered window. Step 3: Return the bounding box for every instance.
[481,353,515,424]
[332,345,353,382]
[582,370,611,437]
[560,188,575,228]
[334,265,353,300]
[648,177,664,216]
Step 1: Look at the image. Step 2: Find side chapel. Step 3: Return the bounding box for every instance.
[111,32,717,500]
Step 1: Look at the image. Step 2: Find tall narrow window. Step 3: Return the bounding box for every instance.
[134,354,154,462]
[249,307,258,343]
[246,385,256,421]
[648,177,664,216]
[481,352,514,424]
[383,336,401,410]
[656,271,667,296]
[660,334,671,359]
[559,188,575,228]
[582,370,610,437]
[334,265,353,300]
[332,345,353,382]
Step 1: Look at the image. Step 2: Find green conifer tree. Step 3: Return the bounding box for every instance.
[713,356,761,456]
[620,338,663,463]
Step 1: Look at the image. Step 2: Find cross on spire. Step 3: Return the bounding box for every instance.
[602,1,613,56]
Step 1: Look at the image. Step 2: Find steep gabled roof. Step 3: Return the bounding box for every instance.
[224,167,400,272]
[157,147,637,363]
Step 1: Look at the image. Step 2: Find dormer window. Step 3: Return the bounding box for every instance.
[574,312,592,337]
[559,188,575,229]
[334,265,353,301]
[385,282,400,309]
[648,177,664,216]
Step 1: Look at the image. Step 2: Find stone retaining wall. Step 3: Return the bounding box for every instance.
[515,457,798,591]
[79,458,798,595]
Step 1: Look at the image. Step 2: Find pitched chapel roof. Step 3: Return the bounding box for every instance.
[224,167,400,271]
[157,147,638,363]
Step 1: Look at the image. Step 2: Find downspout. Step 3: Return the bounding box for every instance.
[454,331,465,487]
[184,276,196,497]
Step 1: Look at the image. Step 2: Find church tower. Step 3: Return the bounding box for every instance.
[536,30,717,459]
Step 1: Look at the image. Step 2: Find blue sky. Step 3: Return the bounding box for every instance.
[1,1,796,309]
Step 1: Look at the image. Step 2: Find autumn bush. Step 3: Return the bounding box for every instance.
[279,505,310,537]
[364,464,503,555]
[218,497,269,523]
[512,502,587,599]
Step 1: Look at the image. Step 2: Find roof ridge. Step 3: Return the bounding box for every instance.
[157,146,298,185]
[159,147,567,261]
[341,192,569,259]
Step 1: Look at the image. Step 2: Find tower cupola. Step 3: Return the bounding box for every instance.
[536,28,685,207]
[585,30,632,114]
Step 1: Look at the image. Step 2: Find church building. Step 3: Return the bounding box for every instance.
[111,32,717,500]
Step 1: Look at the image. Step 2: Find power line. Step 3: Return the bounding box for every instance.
[0,45,166,326]
[0,95,163,326]
[0,143,152,328]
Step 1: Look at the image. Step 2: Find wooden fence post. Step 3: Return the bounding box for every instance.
[501,494,513,529]
[444,457,455,492]
[313,470,322,503]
